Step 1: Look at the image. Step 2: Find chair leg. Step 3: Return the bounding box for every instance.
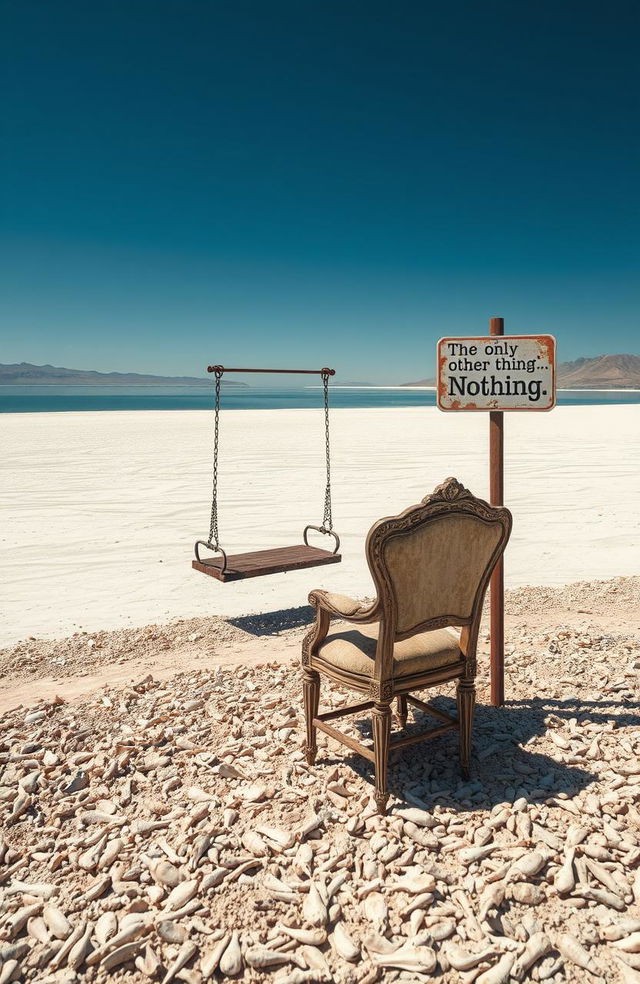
[372,702,392,814]
[457,680,475,779]
[396,694,408,728]
[303,669,320,765]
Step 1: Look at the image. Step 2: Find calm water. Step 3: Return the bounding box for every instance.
[1,385,640,413]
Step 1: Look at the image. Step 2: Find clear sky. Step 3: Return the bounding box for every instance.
[1,0,638,382]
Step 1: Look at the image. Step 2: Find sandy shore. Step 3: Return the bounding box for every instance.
[1,577,638,982]
[1,574,639,715]
[2,404,639,646]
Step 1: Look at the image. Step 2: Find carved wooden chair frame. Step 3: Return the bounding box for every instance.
[301,477,512,813]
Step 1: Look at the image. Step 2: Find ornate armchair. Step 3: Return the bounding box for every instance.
[301,477,512,813]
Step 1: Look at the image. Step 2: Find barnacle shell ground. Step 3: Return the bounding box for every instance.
[0,576,638,981]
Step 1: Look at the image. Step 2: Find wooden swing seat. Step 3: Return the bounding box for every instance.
[192,543,342,582]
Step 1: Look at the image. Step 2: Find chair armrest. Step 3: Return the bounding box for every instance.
[309,590,379,624]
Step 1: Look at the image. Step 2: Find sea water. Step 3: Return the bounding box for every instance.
[1,384,640,413]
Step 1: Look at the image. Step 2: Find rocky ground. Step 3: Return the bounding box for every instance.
[1,577,639,984]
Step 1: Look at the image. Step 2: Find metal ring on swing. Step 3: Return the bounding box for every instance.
[303,525,340,555]
[194,540,229,574]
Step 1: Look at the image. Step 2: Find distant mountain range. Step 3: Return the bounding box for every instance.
[0,363,247,386]
[4,354,639,390]
[334,380,374,387]
[402,354,640,390]
[556,354,640,389]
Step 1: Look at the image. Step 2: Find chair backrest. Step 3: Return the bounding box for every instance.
[365,478,512,639]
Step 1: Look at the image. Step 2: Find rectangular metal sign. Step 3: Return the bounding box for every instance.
[437,334,556,411]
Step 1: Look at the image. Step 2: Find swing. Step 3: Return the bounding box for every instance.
[193,365,342,582]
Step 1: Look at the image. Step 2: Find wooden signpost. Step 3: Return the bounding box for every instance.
[437,319,556,706]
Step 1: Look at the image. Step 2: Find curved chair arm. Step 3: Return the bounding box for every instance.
[309,589,380,624]
[458,622,481,666]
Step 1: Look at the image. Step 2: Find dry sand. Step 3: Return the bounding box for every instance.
[1,576,639,715]
[2,404,639,648]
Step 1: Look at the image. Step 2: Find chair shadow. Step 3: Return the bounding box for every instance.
[228,605,314,637]
[318,695,638,812]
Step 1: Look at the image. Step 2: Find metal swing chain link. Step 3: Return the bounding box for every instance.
[207,369,222,548]
[322,370,333,532]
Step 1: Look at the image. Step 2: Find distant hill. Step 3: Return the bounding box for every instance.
[332,380,376,387]
[557,354,640,389]
[0,363,247,386]
[402,354,640,390]
[401,377,436,387]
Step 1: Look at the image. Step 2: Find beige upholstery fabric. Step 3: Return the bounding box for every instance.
[383,514,502,634]
[318,592,370,617]
[316,623,461,679]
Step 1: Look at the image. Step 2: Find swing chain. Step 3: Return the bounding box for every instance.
[207,368,223,549]
[203,366,335,561]
[321,369,333,532]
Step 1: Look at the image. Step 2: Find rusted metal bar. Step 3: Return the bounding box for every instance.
[489,316,505,707]
[206,366,336,375]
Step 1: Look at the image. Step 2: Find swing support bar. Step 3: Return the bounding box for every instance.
[207,366,335,375]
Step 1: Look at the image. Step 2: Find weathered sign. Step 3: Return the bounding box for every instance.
[437,334,556,411]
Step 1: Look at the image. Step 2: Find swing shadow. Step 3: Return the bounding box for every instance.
[228,605,315,637]
[317,695,637,812]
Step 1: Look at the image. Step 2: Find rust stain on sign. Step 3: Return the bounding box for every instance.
[437,334,556,412]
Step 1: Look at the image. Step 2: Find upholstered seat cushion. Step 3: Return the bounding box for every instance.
[315,622,461,679]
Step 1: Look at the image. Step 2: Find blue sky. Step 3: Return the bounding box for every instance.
[1,0,638,382]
